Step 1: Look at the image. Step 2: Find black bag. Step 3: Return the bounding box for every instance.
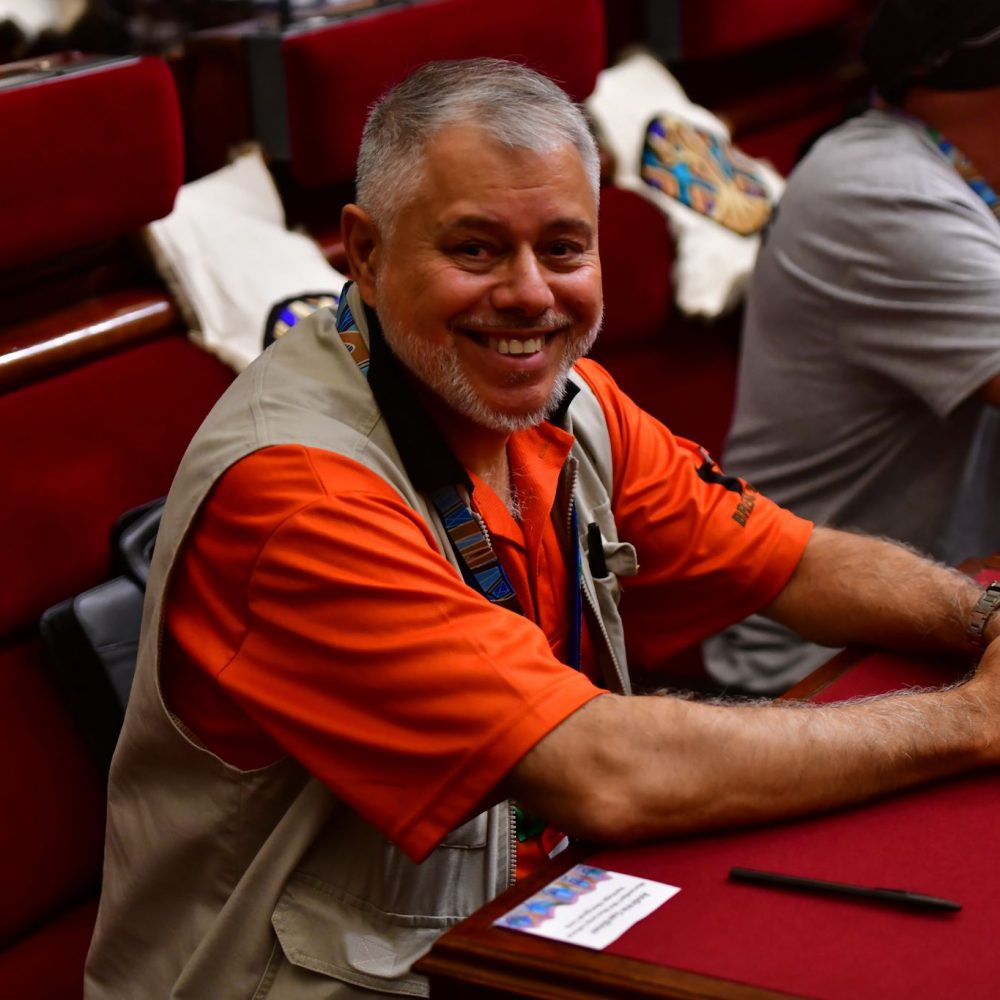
[39,498,163,774]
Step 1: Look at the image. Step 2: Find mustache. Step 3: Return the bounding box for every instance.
[449,313,575,333]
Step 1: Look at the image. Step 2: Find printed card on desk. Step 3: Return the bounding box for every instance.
[494,864,680,950]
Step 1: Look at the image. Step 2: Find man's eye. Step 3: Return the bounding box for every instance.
[547,241,582,259]
[456,242,489,258]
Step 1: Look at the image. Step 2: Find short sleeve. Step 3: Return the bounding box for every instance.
[836,189,1000,417]
[573,360,813,669]
[179,446,602,862]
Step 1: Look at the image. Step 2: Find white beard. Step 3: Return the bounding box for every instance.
[376,299,602,434]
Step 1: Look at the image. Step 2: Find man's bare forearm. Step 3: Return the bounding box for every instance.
[507,525,1000,848]
[763,526,994,655]
[509,649,999,844]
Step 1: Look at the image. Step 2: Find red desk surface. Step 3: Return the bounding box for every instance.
[420,647,997,998]
[586,650,992,999]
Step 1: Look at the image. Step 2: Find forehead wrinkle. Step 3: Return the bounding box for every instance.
[435,213,595,239]
[436,214,506,234]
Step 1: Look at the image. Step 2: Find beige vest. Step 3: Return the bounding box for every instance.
[84,285,637,999]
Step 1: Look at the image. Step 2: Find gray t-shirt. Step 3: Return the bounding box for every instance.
[704,108,1000,694]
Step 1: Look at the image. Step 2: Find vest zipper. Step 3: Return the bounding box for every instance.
[580,573,627,690]
[508,802,518,888]
[564,459,579,536]
[469,507,493,548]
[563,457,629,691]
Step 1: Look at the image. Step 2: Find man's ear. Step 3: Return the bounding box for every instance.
[341,203,381,307]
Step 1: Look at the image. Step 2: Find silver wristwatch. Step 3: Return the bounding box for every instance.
[967,581,1000,659]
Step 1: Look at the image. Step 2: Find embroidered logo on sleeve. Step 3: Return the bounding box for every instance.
[731,485,758,527]
[641,115,773,236]
[695,447,758,526]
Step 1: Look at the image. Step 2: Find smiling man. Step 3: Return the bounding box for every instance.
[87,59,1000,1000]
[345,115,604,506]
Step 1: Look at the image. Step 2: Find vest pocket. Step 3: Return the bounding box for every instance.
[260,803,502,997]
[585,502,638,607]
[269,873,447,997]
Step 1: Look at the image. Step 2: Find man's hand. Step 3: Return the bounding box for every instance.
[955,635,1000,759]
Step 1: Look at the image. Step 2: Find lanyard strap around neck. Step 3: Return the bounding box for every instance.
[335,295,525,617]
[876,100,1000,222]
[926,125,1000,222]
[427,485,522,614]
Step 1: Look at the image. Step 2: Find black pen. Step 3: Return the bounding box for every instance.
[729,867,961,913]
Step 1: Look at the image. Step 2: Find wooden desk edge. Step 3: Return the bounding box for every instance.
[415,846,798,1000]
[779,646,871,702]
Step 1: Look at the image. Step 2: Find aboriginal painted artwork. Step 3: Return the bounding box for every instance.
[641,115,773,236]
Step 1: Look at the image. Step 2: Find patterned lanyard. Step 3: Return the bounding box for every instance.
[872,100,1000,222]
[926,124,1000,222]
[335,295,525,618]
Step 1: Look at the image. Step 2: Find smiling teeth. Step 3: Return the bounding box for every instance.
[488,336,545,356]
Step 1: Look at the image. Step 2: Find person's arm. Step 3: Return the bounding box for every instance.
[506,525,1000,845]
[506,638,1000,845]
[504,642,1000,842]
[761,525,984,657]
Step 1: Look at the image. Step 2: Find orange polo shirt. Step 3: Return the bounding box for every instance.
[161,359,811,867]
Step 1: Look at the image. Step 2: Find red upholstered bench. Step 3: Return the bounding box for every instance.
[0,54,233,999]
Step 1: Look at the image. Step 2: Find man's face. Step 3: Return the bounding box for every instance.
[360,125,603,433]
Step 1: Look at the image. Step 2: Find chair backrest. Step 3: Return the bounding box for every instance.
[184,0,606,188]
[0,54,183,272]
[663,0,867,61]
[0,53,233,997]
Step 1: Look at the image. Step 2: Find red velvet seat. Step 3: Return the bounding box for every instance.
[0,55,233,997]
[677,0,865,59]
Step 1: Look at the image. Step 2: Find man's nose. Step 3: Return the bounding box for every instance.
[490,246,556,315]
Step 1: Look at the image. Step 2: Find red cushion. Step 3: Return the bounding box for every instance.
[592,186,737,458]
[680,0,862,59]
[0,897,98,1000]
[0,335,233,635]
[283,0,606,187]
[591,332,739,461]
[0,57,183,271]
[0,639,105,946]
[596,186,674,350]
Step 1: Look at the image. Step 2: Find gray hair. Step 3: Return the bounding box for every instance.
[355,58,600,232]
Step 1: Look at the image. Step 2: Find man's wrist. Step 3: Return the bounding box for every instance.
[967,581,1000,660]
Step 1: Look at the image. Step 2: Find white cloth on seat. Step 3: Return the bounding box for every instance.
[586,51,785,319]
[145,147,347,372]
